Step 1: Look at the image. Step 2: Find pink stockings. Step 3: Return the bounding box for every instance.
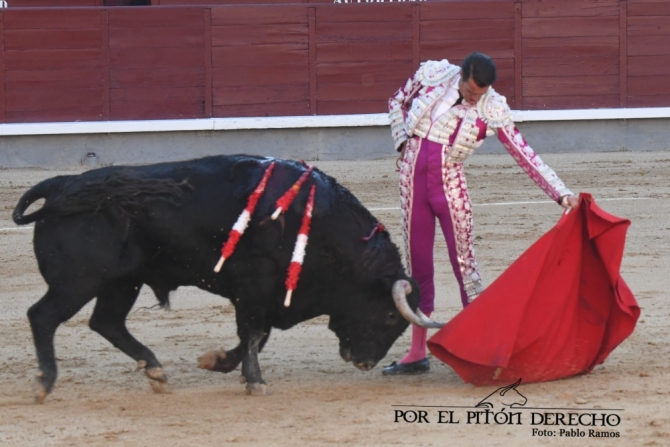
[400,314,431,364]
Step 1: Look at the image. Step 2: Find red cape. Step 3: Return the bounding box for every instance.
[427,194,640,386]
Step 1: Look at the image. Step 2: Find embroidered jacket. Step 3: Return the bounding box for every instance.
[389,59,573,202]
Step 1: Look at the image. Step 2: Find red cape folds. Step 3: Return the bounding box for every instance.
[427,194,640,386]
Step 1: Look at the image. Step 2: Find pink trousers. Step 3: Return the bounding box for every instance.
[399,137,483,313]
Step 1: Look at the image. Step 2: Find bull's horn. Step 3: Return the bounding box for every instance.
[392,280,445,329]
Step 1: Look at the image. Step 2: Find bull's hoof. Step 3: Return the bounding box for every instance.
[245,382,268,396]
[148,379,167,394]
[145,366,168,383]
[197,349,241,373]
[197,349,222,370]
[32,378,48,404]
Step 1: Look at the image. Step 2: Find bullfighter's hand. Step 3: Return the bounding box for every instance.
[561,194,580,210]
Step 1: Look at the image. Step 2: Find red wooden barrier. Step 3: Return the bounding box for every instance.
[627,0,670,107]
[5,1,102,6]
[0,1,667,124]
[108,7,206,119]
[211,5,310,117]
[3,9,104,123]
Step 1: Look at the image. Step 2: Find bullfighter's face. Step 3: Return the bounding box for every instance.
[459,74,490,105]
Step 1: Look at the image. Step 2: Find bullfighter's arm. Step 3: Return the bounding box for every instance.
[388,73,422,152]
[497,123,573,204]
[480,91,574,204]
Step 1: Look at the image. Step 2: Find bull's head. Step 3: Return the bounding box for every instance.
[327,277,444,371]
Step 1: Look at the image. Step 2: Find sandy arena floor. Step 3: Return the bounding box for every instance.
[0,152,668,446]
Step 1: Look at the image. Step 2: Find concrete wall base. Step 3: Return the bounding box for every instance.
[0,118,668,169]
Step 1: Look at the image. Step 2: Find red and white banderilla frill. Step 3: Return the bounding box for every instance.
[213,161,276,272]
[284,184,316,307]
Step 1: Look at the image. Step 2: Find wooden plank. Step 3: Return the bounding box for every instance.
[205,8,212,118]
[5,49,102,70]
[317,100,388,115]
[317,61,413,85]
[620,1,627,107]
[420,39,514,61]
[4,10,101,30]
[628,35,670,56]
[110,68,205,88]
[628,55,670,76]
[316,3,412,23]
[317,42,412,63]
[111,100,205,120]
[316,22,412,44]
[109,26,205,48]
[6,69,103,91]
[421,19,514,41]
[4,0,97,6]
[4,29,102,50]
[317,81,401,102]
[108,7,203,28]
[212,45,307,67]
[110,47,204,68]
[522,17,619,38]
[213,102,310,118]
[629,2,670,17]
[628,17,670,36]
[211,6,308,26]
[6,88,103,111]
[522,55,619,77]
[212,65,307,87]
[522,36,619,58]
[522,95,619,109]
[628,75,670,96]
[309,8,316,115]
[6,107,103,123]
[628,94,670,107]
[102,10,110,120]
[522,75,619,97]
[111,87,203,102]
[420,1,514,21]
[522,0,619,18]
[213,84,309,106]
[211,24,308,47]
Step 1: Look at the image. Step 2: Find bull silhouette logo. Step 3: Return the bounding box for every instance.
[476,379,527,409]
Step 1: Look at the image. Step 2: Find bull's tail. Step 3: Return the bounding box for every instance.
[12,176,70,225]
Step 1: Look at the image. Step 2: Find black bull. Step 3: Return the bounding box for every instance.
[13,155,427,401]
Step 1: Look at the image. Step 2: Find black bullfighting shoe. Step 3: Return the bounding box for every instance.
[381,358,430,376]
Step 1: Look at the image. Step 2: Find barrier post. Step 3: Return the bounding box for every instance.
[101,10,110,120]
[619,0,627,107]
[514,1,522,109]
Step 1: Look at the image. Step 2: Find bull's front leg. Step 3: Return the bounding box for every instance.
[236,305,269,395]
[241,328,268,395]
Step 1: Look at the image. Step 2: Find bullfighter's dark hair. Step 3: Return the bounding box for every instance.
[461,52,497,88]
